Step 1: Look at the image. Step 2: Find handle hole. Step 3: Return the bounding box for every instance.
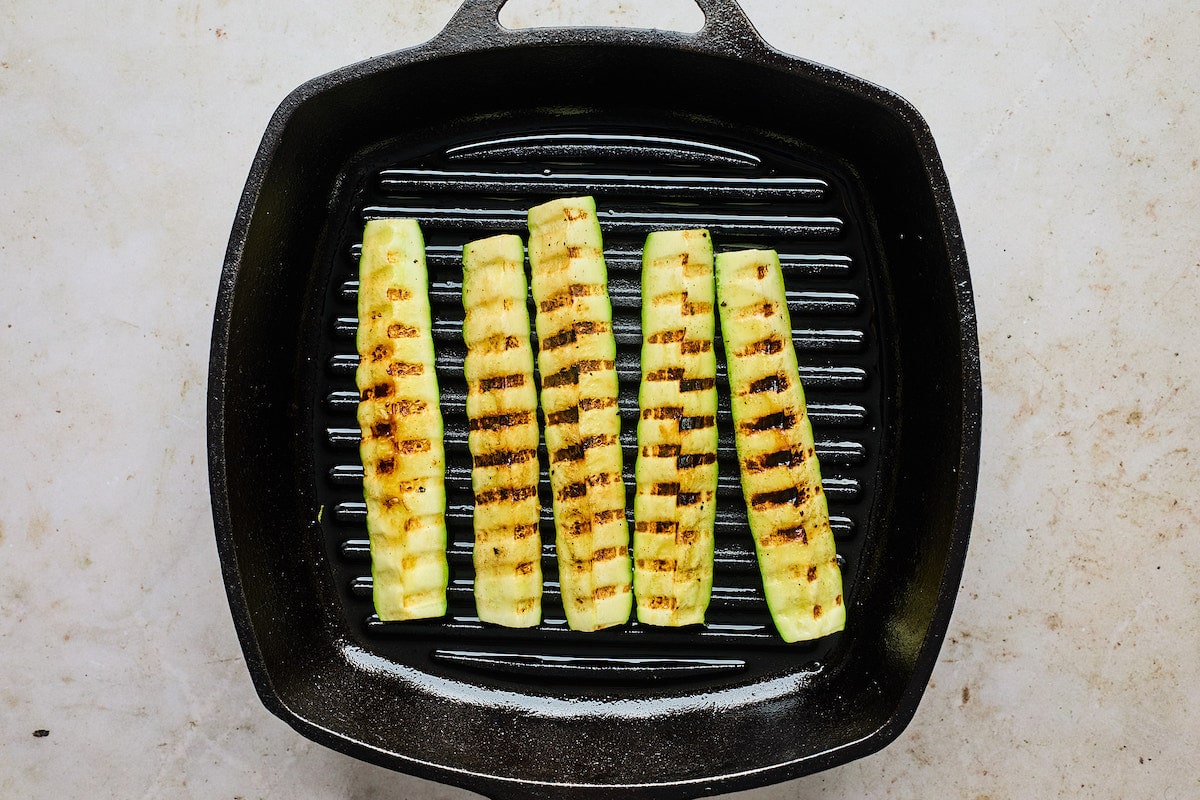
[498,0,704,34]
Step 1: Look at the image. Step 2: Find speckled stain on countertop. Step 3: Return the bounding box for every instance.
[1,0,1197,798]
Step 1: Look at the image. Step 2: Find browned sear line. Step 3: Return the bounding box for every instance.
[681,301,712,316]
[539,294,570,313]
[778,525,808,544]
[579,397,617,411]
[475,485,538,505]
[678,377,716,392]
[749,486,811,509]
[542,320,612,351]
[473,448,537,468]
[593,508,625,524]
[741,411,797,433]
[678,415,715,431]
[361,382,394,400]
[508,522,537,542]
[680,339,712,355]
[651,482,680,496]
[642,443,681,458]
[386,287,412,301]
[647,329,685,344]
[646,367,685,382]
[747,373,790,394]
[736,337,784,357]
[469,410,533,431]
[593,546,621,562]
[386,362,424,377]
[541,328,576,350]
[573,321,608,336]
[744,448,805,472]
[557,481,588,501]
[635,520,678,534]
[537,283,600,313]
[676,452,716,469]
[545,406,579,426]
[565,519,592,537]
[478,373,526,392]
[760,525,808,547]
[386,398,427,416]
[676,492,702,506]
[513,523,539,539]
[386,323,419,339]
[642,406,682,421]
[551,434,616,463]
[396,439,431,454]
[542,366,578,388]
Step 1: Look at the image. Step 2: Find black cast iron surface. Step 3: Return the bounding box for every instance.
[208,1,981,798]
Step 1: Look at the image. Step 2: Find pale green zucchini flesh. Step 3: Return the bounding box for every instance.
[461,234,543,628]
[527,196,632,632]
[716,248,845,642]
[356,218,448,621]
[634,229,718,626]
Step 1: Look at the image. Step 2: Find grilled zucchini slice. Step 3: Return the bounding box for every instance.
[716,248,845,642]
[462,234,542,628]
[528,196,632,632]
[634,229,718,626]
[356,218,448,621]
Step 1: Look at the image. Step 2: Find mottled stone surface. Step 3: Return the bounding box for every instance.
[1,1,1196,797]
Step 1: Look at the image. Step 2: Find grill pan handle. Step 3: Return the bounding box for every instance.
[436,0,770,55]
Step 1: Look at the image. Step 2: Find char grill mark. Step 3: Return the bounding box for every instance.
[744,447,810,472]
[735,336,784,357]
[477,373,526,392]
[747,373,790,394]
[385,361,424,377]
[475,485,538,505]
[546,406,579,426]
[740,411,797,433]
[551,434,617,464]
[541,359,616,388]
[468,410,534,432]
[679,414,716,431]
[472,448,537,468]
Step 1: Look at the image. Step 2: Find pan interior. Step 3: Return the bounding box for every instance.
[310,112,896,695]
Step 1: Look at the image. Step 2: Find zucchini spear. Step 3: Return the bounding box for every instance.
[527,196,632,632]
[461,234,543,627]
[634,229,718,626]
[356,218,449,621]
[716,248,845,642]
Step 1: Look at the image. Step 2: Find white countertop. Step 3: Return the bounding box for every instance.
[2,1,1197,797]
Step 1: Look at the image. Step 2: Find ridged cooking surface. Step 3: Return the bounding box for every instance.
[312,129,885,679]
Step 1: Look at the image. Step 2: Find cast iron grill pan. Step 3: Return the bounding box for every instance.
[314,126,885,678]
[209,2,981,797]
